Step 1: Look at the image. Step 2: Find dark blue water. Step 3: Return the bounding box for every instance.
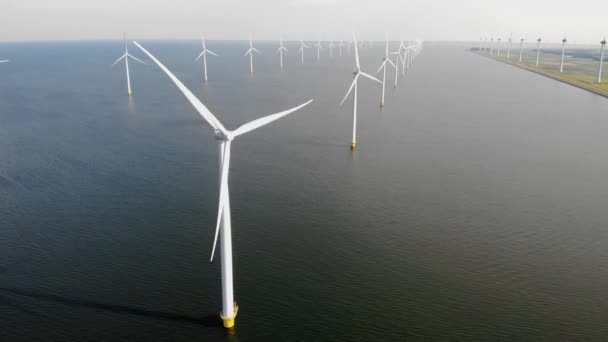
[1,41,608,341]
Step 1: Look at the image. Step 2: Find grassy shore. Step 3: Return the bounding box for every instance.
[474,49,608,98]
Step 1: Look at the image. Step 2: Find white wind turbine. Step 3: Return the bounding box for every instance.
[315,40,323,61]
[507,33,513,58]
[497,37,502,56]
[244,36,262,73]
[391,50,400,88]
[519,38,525,62]
[328,41,335,57]
[598,37,606,84]
[535,37,542,67]
[111,34,146,96]
[560,36,567,73]
[299,40,310,64]
[340,34,382,150]
[490,38,494,55]
[133,41,313,330]
[338,41,345,56]
[376,37,397,107]
[195,36,219,82]
[276,36,288,69]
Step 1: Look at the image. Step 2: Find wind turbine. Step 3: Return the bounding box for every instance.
[276,36,288,69]
[535,38,542,67]
[299,40,310,64]
[195,36,219,82]
[497,37,502,56]
[133,41,313,330]
[598,37,606,84]
[244,36,262,73]
[490,38,494,55]
[376,37,397,108]
[111,34,146,96]
[507,33,513,58]
[328,41,335,57]
[315,40,323,61]
[560,36,567,73]
[338,41,345,56]
[340,34,382,150]
[519,38,525,62]
[391,51,400,88]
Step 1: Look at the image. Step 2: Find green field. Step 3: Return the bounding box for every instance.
[474,49,608,98]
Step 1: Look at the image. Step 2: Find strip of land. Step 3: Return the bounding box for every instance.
[474,51,608,99]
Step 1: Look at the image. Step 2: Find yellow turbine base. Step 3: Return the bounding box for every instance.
[380,101,384,108]
[128,92,133,96]
[351,142,357,150]
[221,303,239,329]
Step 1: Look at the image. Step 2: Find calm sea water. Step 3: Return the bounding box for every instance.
[1,41,608,341]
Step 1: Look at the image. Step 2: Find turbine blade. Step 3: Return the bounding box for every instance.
[340,75,359,106]
[244,49,252,56]
[232,100,313,137]
[210,141,232,262]
[376,60,387,74]
[360,72,382,84]
[387,58,396,68]
[0,60,9,63]
[206,50,219,57]
[111,54,127,67]
[133,41,227,134]
[252,48,262,54]
[127,54,147,65]
[195,51,205,62]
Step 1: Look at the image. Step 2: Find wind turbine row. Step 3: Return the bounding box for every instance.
[478,34,607,83]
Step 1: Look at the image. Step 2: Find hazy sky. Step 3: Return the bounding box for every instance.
[2,0,607,43]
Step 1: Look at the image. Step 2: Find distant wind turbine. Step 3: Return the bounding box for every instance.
[376,36,397,108]
[497,37,502,57]
[244,36,262,74]
[598,37,606,84]
[299,40,310,64]
[133,41,313,330]
[338,41,345,56]
[195,36,219,82]
[315,40,323,61]
[507,33,513,58]
[111,34,146,96]
[519,38,525,62]
[276,36,288,69]
[536,38,542,67]
[560,36,567,73]
[340,34,382,150]
[328,41,335,57]
[490,38,494,55]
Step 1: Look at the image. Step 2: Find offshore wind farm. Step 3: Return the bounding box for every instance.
[2,1,608,341]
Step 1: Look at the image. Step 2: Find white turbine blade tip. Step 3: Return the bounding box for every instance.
[232,100,314,137]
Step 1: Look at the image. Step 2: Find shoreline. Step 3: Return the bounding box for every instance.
[474,52,608,100]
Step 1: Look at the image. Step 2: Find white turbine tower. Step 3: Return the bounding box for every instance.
[376,37,397,107]
[490,38,494,55]
[195,36,219,83]
[339,34,382,150]
[276,36,288,69]
[328,41,335,57]
[244,36,262,74]
[519,38,525,62]
[299,40,310,64]
[598,37,606,84]
[507,33,513,58]
[338,41,345,56]
[133,41,313,330]
[536,38,542,67]
[560,36,567,73]
[111,34,146,96]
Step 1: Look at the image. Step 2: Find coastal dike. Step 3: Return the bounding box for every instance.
[475,51,608,99]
